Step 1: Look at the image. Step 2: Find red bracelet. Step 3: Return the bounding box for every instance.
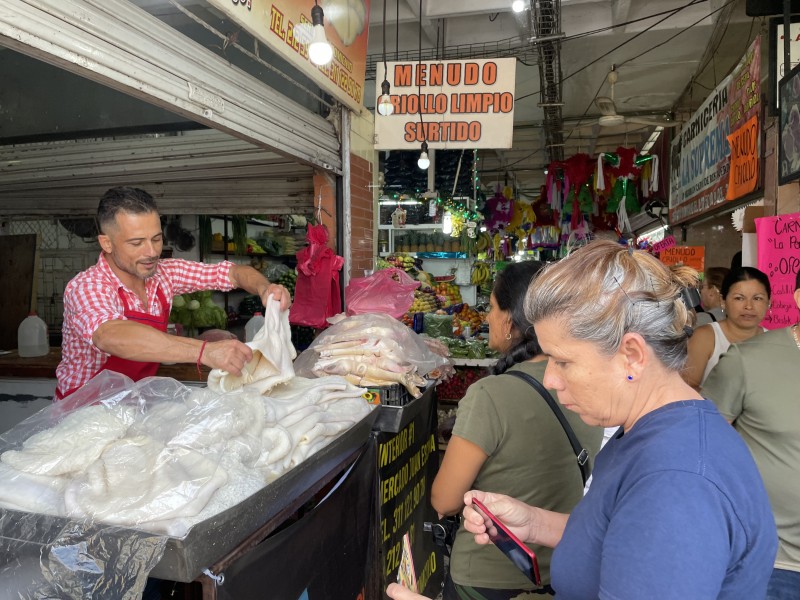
[196,341,208,376]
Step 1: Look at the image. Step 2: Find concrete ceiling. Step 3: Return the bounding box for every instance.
[365,0,758,195]
[0,0,761,201]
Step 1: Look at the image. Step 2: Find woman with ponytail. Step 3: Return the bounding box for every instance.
[431,261,602,599]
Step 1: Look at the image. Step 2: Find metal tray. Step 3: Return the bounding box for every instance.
[151,409,377,581]
[0,411,376,584]
[372,386,434,433]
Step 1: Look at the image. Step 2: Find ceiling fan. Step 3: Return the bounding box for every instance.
[584,66,680,130]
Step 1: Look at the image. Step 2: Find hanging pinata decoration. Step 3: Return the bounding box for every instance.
[595,146,658,232]
[562,153,597,228]
[483,184,514,231]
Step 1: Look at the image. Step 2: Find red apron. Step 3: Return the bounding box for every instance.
[56,286,169,400]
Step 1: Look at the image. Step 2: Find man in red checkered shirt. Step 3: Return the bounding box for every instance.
[55,186,292,399]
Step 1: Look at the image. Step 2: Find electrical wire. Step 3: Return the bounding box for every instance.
[516,0,718,103]
[417,0,426,144]
[382,0,388,83]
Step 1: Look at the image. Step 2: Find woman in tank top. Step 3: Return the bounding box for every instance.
[683,267,771,389]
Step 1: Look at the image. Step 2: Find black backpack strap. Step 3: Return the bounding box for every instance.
[505,370,590,486]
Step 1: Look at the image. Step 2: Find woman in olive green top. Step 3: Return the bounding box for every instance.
[431,261,603,599]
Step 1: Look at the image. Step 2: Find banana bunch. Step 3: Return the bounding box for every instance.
[475,232,492,252]
[471,262,492,285]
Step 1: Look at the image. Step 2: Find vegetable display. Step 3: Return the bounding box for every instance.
[169,291,228,331]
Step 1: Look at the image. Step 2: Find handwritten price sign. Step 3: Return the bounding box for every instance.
[756,213,800,329]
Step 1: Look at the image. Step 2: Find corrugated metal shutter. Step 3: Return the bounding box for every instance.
[0,0,340,196]
[0,130,314,216]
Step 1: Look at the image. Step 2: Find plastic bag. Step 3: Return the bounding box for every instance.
[293,312,450,383]
[289,224,344,329]
[424,314,454,338]
[345,268,420,319]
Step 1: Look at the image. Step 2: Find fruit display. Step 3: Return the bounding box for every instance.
[434,281,462,307]
[386,253,418,272]
[470,261,492,285]
[275,268,297,298]
[409,289,439,313]
[436,366,490,400]
[452,304,485,336]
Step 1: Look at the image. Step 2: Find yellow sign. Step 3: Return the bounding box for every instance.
[659,246,706,272]
[726,114,759,200]
[206,0,369,112]
[374,59,516,150]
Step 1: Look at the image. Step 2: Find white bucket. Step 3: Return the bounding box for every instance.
[17,313,49,357]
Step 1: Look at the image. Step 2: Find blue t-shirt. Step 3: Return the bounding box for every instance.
[550,400,777,599]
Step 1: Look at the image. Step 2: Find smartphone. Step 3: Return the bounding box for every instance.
[471,498,541,586]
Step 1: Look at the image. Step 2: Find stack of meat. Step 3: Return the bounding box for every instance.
[293,313,452,398]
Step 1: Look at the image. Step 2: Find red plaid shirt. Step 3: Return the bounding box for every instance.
[56,254,234,394]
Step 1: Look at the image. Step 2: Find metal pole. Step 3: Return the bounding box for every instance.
[785,0,791,77]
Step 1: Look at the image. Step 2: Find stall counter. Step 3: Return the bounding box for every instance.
[0,348,209,382]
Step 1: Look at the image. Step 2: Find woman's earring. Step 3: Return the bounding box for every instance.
[505,332,513,340]
[626,375,633,381]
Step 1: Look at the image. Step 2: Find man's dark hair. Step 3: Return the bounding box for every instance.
[97,187,158,233]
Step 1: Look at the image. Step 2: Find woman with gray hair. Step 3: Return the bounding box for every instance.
[388,240,777,600]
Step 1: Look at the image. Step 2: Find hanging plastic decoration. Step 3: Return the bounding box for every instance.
[465,220,478,238]
[562,153,598,229]
[483,184,515,231]
[449,211,467,237]
[595,146,658,232]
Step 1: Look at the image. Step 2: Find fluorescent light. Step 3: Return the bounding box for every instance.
[640,126,664,154]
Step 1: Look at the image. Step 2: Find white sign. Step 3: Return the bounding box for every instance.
[374,58,516,150]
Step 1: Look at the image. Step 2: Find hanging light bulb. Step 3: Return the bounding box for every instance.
[308,3,333,66]
[417,141,430,170]
[377,80,394,116]
[511,0,526,12]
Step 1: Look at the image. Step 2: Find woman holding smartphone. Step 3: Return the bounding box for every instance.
[389,241,776,600]
[430,261,602,599]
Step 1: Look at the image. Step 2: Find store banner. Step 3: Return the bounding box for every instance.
[374,58,516,150]
[755,213,800,329]
[217,444,376,600]
[669,38,761,224]
[205,0,370,112]
[375,392,444,597]
[658,246,705,272]
[726,114,759,200]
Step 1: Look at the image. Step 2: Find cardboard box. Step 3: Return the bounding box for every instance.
[742,206,764,233]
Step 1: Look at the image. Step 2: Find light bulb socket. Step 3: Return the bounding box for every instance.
[421,141,429,154]
[311,3,324,26]
[381,80,391,95]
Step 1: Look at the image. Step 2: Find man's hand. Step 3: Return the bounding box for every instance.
[259,283,292,311]
[200,339,254,376]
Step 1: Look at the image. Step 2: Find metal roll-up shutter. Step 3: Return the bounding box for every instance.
[0,131,314,217]
[0,0,341,174]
